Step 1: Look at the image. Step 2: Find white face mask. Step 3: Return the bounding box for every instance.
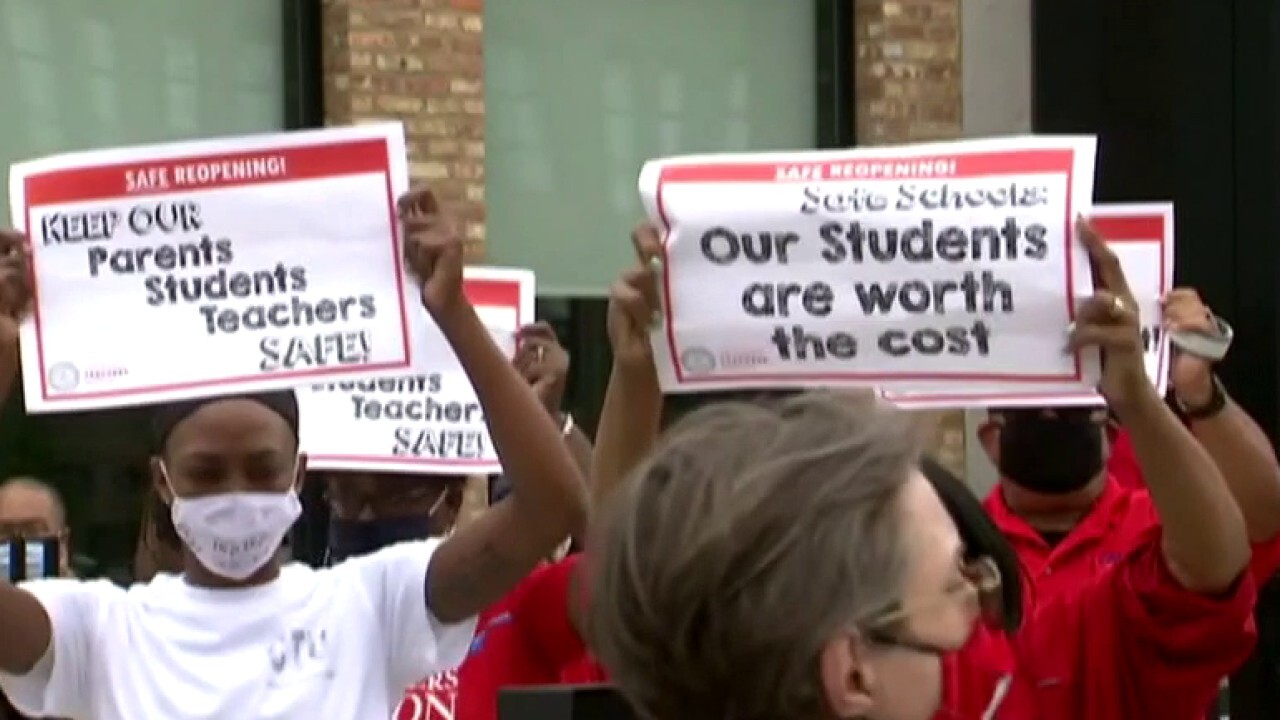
[162,462,302,581]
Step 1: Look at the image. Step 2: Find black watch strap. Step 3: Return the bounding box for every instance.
[1176,375,1227,421]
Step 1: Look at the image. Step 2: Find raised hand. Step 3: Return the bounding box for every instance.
[1162,288,1219,405]
[0,230,31,359]
[398,189,465,320]
[606,224,663,370]
[514,321,570,416]
[1067,219,1148,404]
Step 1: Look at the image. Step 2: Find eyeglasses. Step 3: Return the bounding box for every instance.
[326,480,448,517]
[861,555,1003,654]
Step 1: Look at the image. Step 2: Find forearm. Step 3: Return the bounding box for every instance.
[1115,386,1249,592]
[437,304,587,554]
[0,347,15,411]
[590,360,662,514]
[565,425,593,481]
[1189,397,1280,541]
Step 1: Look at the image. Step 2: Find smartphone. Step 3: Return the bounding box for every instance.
[1,537,60,582]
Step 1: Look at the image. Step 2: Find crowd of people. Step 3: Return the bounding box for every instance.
[0,188,1277,720]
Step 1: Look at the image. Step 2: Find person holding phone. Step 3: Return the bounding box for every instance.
[0,478,69,581]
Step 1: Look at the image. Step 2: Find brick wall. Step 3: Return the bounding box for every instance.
[320,0,974,480]
[322,0,487,261]
[854,0,969,480]
[854,0,962,143]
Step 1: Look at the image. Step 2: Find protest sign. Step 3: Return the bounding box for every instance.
[639,136,1100,394]
[297,267,534,475]
[12,124,414,413]
[882,202,1174,409]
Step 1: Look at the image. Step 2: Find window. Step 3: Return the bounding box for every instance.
[0,0,284,226]
[0,0,288,580]
[483,0,816,296]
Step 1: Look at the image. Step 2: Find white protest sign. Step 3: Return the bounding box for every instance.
[12,124,414,413]
[298,267,534,475]
[639,136,1100,394]
[882,203,1174,409]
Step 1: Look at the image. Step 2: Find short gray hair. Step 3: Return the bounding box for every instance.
[587,391,924,720]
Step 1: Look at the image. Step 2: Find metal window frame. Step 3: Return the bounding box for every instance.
[815,0,857,147]
[282,0,325,130]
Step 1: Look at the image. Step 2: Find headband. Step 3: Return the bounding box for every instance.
[150,390,300,454]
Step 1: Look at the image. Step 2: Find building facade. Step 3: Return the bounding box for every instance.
[318,0,1004,485]
[4,1,1280,713]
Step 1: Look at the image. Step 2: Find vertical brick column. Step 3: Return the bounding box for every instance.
[854,0,962,143]
[854,0,969,479]
[322,0,487,261]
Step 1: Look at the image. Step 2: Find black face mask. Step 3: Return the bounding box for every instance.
[327,517,434,564]
[997,408,1105,495]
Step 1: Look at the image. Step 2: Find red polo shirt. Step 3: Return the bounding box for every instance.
[396,554,605,720]
[1105,428,1280,583]
[1106,426,1145,491]
[984,475,1161,601]
[960,474,1261,719]
[938,534,1257,719]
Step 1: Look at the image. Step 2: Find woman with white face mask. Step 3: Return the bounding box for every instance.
[0,189,589,720]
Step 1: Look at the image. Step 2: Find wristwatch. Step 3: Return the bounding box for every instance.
[1175,375,1227,421]
[1169,315,1234,362]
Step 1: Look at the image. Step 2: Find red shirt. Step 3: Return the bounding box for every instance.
[984,474,1163,602]
[938,533,1257,719]
[949,476,1260,719]
[396,554,605,720]
[1105,428,1280,583]
[1105,426,1145,491]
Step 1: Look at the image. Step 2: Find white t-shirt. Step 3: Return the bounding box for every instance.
[0,539,476,720]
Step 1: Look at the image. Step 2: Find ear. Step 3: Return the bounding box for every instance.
[149,456,172,505]
[976,419,1002,467]
[818,632,875,719]
[58,528,72,576]
[294,453,309,492]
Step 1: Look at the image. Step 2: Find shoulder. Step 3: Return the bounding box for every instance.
[1111,486,1162,531]
[16,578,128,636]
[506,555,581,617]
[22,577,126,607]
[329,539,441,586]
[340,539,442,571]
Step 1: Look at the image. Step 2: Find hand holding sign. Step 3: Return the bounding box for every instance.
[0,230,32,350]
[0,230,30,402]
[1067,219,1148,405]
[400,189,465,321]
[607,224,663,370]
[1162,288,1218,404]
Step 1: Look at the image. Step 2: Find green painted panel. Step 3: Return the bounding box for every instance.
[484,0,815,296]
[0,0,285,226]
